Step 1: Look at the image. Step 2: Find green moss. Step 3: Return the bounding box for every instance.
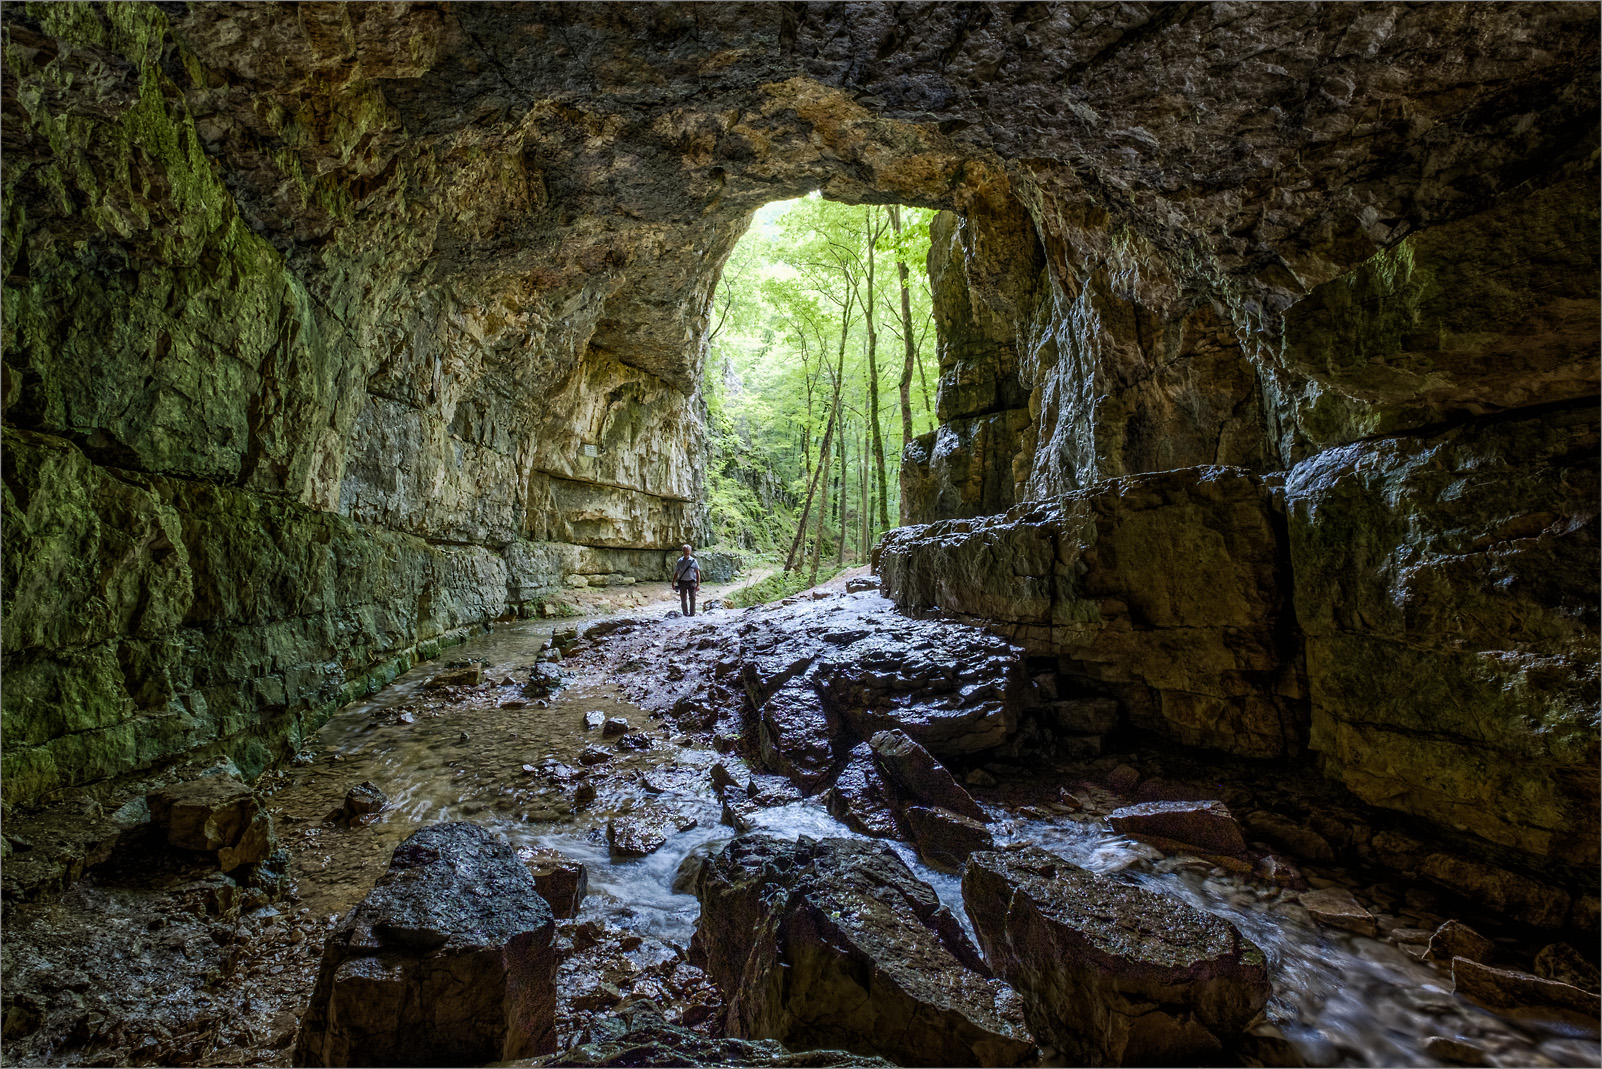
[232,737,271,783]
[728,567,844,608]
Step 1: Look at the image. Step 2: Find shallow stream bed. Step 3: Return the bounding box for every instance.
[4,580,1596,1068]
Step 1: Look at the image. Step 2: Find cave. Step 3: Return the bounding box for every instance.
[1,3,1597,1067]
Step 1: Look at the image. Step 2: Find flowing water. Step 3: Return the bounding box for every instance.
[263,604,1599,1069]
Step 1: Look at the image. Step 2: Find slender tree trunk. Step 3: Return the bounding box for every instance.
[810,414,832,584]
[786,405,832,571]
[835,415,848,568]
[890,205,919,448]
[799,333,814,480]
[860,425,869,561]
[793,295,852,574]
[864,209,889,537]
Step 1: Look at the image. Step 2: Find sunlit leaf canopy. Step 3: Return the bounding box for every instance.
[703,193,942,576]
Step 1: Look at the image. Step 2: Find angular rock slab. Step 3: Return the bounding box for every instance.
[1298,887,1377,937]
[1107,799,1247,857]
[1452,957,1602,1030]
[295,822,557,1067]
[905,806,994,874]
[690,835,1035,1067]
[521,848,587,919]
[869,729,986,822]
[148,773,274,870]
[824,743,903,840]
[963,847,1269,1066]
[756,679,840,793]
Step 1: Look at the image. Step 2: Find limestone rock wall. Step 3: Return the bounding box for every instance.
[881,467,1304,761]
[1285,407,1599,871]
[3,0,1597,865]
[1,428,506,803]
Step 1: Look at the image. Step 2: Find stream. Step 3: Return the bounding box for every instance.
[255,593,1598,1069]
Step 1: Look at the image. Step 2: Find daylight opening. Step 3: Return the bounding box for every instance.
[703,194,943,604]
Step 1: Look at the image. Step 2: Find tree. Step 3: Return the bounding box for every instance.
[703,194,942,569]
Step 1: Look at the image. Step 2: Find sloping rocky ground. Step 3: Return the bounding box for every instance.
[3,584,1599,1068]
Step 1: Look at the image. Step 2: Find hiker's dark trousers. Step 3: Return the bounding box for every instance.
[679,585,697,616]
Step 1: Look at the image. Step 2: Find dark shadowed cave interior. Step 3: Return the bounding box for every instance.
[1,3,1598,1067]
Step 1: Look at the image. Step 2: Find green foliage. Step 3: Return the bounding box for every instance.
[703,195,942,566]
[728,564,848,608]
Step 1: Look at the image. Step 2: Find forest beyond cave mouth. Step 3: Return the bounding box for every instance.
[701,194,943,582]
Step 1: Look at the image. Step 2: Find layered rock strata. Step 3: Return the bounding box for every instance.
[881,465,1304,760]
[1286,407,1599,872]
[2,2,1596,865]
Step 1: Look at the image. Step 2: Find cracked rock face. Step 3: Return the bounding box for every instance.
[0,0,1595,920]
[963,847,1271,1066]
[689,834,1036,1067]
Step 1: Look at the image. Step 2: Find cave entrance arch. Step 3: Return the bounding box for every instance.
[698,194,944,574]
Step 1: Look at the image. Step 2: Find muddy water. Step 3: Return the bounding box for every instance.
[267,606,1597,1069]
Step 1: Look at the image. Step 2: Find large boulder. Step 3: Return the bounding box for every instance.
[690,835,1035,1067]
[1286,408,1599,870]
[147,774,275,870]
[1106,800,1247,857]
[737,593,1029,760]
[294,822,557,1067]
[962,847,1269,1066]
[879,467,1303,760]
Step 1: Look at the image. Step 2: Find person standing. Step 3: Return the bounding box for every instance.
[673,544,701,616]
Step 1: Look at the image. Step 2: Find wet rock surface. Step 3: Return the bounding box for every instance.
[904,806,994,874]
[511,998,891,1068]
[963,846,1271,1065]
[870,729,987,823]
[294,822,557,1067]
[605,589,1030,858]
[690,834,1035,1067]
[1451,958,1602,1028]
[738,592,1029,762]
[3,583,1599,1069]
